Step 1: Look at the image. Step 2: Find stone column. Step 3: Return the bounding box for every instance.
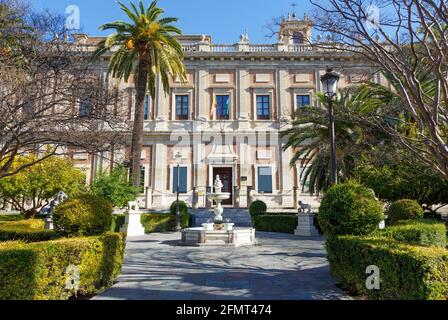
[146,187,153,209]
[197,68,209,121]
[152,143,168,209]
[278,68,291,120]
[237,68,250,129]
[155,74,169,130]
[192,132,207,207]
[280,142,294,208]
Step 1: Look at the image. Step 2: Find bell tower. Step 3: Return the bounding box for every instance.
[279,3,313,45]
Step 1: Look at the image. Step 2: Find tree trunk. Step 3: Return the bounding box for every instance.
[130,56,149,187]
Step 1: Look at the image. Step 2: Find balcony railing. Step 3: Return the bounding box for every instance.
[180,43,323,53]
[181,43,364,54]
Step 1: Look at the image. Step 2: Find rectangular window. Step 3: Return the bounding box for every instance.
[173,166,188,194]
[216,95,230,120]
[296,95,311,109]
[79,98,93,117]
[140,166,146,193]
[175,95,189,120]
[144,95,150,120]
[258,166,273,194]
[256,95,270,120]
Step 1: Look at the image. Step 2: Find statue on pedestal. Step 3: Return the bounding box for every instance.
[120,200,145,237]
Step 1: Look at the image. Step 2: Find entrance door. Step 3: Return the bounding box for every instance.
[213,167,233,206]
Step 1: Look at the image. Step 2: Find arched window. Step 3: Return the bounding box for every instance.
[292,32,304,45]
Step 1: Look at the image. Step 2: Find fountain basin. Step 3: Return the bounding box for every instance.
[181,226,256,247]
[206,192,231,202]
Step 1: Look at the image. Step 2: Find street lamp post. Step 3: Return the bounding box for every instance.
[174,151,182,232]
[320,67,340,186]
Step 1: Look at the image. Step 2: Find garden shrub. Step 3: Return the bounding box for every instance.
[0,220,57,242]
[112,213,190,233]
[318,182,384,236]
[326,235,448,300]
[249,200,267,216]
[53,194,113,237]
[380,220,446,248]
[0,232,125,300]
[387,199,424,224]
[170,200,189,216]
[0,215,24,222]
[252,215,297,234]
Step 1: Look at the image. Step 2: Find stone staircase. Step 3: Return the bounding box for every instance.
[190,208,253,228]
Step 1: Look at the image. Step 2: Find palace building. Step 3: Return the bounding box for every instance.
[69,12,383,211]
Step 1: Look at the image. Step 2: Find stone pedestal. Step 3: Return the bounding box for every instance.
[44,217,54,230]
[120,212,145,237]
[294,213,319,237]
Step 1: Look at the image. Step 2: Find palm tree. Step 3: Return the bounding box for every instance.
[281,90,387,194]
[93,0,186,187]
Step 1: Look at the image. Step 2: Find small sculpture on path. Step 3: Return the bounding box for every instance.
[127,201,140,213]
[298,201,312,214]
[46,191,68,230]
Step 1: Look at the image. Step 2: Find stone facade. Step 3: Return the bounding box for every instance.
[69,14,382,211]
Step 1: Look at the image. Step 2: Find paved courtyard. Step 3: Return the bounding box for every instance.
[93,232,350,300]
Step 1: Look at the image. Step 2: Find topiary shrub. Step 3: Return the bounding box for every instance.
[318,182,384,236]
[170,200,188,216]
[387,199,424,224]
[249,200,267,216]
[53,194,113,237]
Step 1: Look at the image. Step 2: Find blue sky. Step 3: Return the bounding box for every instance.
[30,0,314,43]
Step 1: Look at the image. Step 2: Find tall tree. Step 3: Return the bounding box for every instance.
[93,0,186,187]
[309,0,448,179]
[281,89,389,194]
[0,0,126,179]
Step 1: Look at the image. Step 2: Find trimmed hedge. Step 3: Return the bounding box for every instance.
[249,200,267,216]
[53,194,113,237]
[0,215,24,222]
[0,214,47,222]
[326,235,448,300]
[0,220,57,243]
[0,232,125,300]
[387,199,424,224]
[252,215,298,234]
[112,213,190,233]
[380,220,446,248]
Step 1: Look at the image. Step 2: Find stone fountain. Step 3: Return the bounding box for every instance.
[181,176,256,247]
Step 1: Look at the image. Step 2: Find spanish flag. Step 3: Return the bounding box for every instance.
[210,95,217,119]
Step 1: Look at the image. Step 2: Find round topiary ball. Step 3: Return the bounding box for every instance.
[318,182,384,236]
[249,200,268,216]
[170,200,188,216]
[53,194,113,236]
[387,199,424,224]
